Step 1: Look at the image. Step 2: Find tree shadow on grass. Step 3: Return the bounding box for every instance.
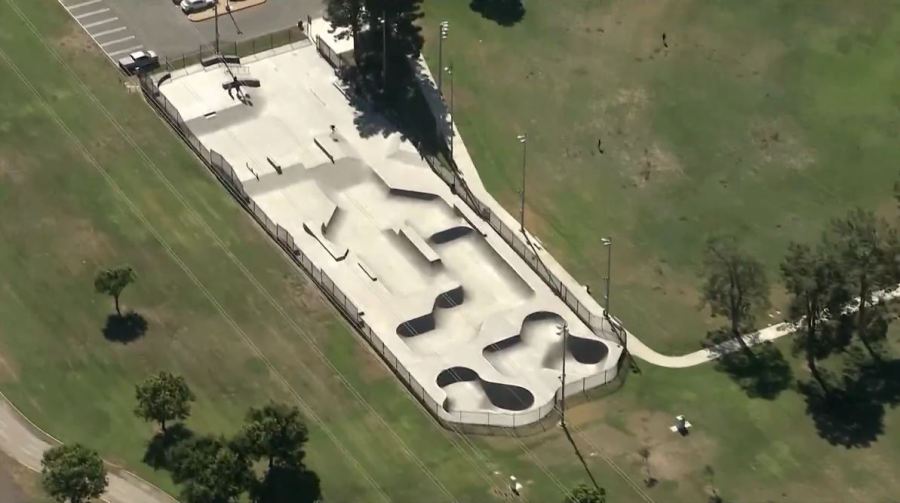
[102,311,148,343]
[714,342,792,399]
[143,423,194,470]
[799,351,900,448]
[469,0,525,26]
[250,465,322,503]
[704,329,792,399]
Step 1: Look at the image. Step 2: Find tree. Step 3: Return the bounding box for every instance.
[169,436,252,503]
[325,0,365,64]
[134,372,195,434]
[41,444,108,503]
[824,208,898,360]
[564,484,606,503]
[237,402,308,469]
[702,236,769,355]
[781,242,843,393]
[93,266,136,315]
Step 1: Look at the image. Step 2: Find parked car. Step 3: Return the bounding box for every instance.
[118,50,159,74]
[180,0,215,13]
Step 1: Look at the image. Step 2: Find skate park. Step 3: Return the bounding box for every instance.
[152,21,623,426]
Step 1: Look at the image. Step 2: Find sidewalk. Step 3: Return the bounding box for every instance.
[0,392,177,503]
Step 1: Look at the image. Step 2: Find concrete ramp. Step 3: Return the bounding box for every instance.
[483,311,610,377]
[437,367,535,413]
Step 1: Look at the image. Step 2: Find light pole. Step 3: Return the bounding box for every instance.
[558,322,568,428]
[382,11,388,90]
[601,237,612,316]
[214,0,220,56]
[445,64,454,161]
[437,21,449,94]
[516,133,527,233]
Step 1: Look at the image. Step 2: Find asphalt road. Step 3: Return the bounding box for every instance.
[60,0,324,59]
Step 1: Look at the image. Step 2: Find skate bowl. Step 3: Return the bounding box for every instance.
[483,311,610,377]
[437,367,535,413]
[152,34,624,428]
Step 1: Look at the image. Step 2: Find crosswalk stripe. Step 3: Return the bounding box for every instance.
[100,35,135,47]
[82,16,118,29]
[91,26,127,38]
[65,0,101,10]
[107,45,144,57]
[74,7,109,19]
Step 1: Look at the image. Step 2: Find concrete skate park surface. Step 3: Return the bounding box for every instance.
[156,24,622,426]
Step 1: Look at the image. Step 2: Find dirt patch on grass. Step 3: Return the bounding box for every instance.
[55,23,94,54]
[0,348,21,382]
[0,154,26,186]
[750,119,815,171]
[623,411,717,482]
[50,216,113,274]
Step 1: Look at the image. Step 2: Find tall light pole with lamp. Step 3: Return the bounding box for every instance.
[516,133,527,233]
[444,64,454,161]
[558,322,569,428]
[600,236,624,352]
[437,21,449,94]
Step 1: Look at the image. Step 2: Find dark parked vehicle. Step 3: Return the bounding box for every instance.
[118,50,159,74]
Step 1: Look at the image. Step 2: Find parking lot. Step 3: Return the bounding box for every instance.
[58,0,323,60]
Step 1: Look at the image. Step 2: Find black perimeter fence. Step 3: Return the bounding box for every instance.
[138,30,628,435]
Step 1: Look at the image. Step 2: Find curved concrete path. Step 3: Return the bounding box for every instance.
[0,392,177,503]
[625,286,900,368]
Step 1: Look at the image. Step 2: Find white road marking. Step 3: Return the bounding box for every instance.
[107,45,144,57]
[100,35,136,47]
[74,7,109,19]
[64,0,102,10]
[82,16,118,29]
[91,26,127,38]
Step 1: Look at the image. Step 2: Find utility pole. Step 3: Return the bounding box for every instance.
[602,237,612,317]
[445,64,454,161]
[214,0,220,55]
[437,21,449,94]
[559,322,568,428]
[516,133,527,233]
[382,11,388,90]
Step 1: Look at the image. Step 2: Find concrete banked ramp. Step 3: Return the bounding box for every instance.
[155,25,623,427]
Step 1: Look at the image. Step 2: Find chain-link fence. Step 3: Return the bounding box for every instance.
[411,66,631,352]
[159,25,309,73]
[138,41,622,433]
[313,33,353,76]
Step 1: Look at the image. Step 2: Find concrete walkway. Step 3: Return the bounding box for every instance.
[0,392,177,503]
[625,285,900,368]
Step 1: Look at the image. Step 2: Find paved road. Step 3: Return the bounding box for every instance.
[57,0,323,59]
[0,394,177,503]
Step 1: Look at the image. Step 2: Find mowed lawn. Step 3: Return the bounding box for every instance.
[421,0,900,354]
[1,1,899,503]
[0,1,652,502]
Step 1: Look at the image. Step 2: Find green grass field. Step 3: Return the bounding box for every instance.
[1,0,899,502]
[421,0,900,354]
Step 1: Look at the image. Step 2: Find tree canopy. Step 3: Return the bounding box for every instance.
[237,402,309,469]
[781,242,844,392]
[702,235,769,353]
[824,208,898,358]
[170,436,252,503]
[564,483,607,503]
[134,372,195,433]
[93,266,136,315]
[41,444,108,503]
